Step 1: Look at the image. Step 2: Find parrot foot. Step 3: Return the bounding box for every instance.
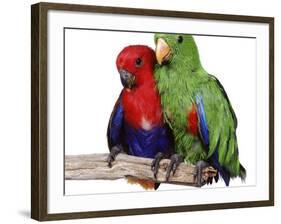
[107,145,124,168]
[165,154,184,181]
[195,160,217,187]
[151,152,166,179]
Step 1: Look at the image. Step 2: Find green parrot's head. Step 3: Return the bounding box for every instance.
[154,33,202,70]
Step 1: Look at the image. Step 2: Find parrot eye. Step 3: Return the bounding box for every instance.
[135,58,143,67]
[177,35,183,43]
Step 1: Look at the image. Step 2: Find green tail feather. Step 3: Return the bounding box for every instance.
[239,164,246,181]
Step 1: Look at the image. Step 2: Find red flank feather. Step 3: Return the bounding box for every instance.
[187,104,198,136]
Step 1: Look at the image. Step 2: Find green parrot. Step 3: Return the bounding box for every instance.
[154,33,246,186]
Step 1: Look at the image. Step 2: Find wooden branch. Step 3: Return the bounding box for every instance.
[65,153,217,187]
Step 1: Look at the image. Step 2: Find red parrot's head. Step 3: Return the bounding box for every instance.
[116,45,156,90]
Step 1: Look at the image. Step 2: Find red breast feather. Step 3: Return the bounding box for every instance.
[122,84,163,129]
[117,45,163,130]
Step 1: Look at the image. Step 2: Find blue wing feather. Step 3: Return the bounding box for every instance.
[211,148,230,186]
[195,95,209,146]
[107,95,126,151]
[196,94,230,186]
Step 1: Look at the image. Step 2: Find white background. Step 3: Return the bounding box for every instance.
[64,30,256,195]
[0,0,280,223]
[48,11,267,213]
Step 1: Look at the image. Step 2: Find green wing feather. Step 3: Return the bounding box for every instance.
[200,75,241,176]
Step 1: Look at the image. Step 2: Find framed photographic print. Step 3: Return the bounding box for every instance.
[31,2,274,221]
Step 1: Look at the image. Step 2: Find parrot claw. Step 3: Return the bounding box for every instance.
[195,160,217,187]
[195,160,208,187]
[165,154,184,181]
[154,183,161,190]
[107,145,123,168]
[151,152,166,179]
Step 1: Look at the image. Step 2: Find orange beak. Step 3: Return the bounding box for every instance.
[155,38,171,65]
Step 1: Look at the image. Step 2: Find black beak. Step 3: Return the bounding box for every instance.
[119,69,136,89]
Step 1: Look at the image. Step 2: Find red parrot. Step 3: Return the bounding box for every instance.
[107,45,174,190]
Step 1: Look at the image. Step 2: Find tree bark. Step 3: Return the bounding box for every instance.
[65,153,217,187]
